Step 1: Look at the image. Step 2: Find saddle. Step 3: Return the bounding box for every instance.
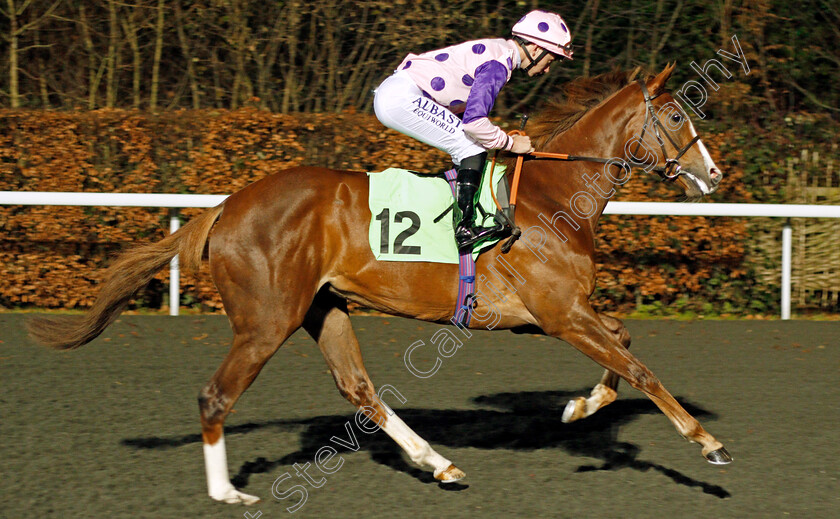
[366,121,544,325]
[366,163,514,327]
[366,163,512,264]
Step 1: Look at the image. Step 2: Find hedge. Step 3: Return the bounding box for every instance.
[1,108,757,314]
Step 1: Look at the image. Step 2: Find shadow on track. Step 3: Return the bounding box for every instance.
[121,388,730,498]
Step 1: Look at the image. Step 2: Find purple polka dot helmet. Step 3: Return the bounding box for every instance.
[512,10,573,59]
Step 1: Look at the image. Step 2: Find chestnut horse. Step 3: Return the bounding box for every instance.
[30,64,731,505]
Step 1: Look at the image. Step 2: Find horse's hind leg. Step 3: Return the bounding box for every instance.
[199,312,302,504]
[562,313,628,423]
[304,290,465,482]
[199,241,315,506]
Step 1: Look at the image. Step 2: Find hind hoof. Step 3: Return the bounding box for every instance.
[435,464,466,483]
[704,447,733,465]
[210,487,261,505]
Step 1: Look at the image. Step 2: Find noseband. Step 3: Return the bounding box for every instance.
[631,79,700,181]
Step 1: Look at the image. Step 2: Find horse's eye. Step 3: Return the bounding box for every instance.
[671,113,682,123]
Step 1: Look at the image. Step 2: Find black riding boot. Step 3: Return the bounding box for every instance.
[453,152,497,252]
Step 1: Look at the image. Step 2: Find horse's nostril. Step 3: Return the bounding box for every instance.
[710,167,722,184]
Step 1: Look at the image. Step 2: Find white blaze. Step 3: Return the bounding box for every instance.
[686,119,717,195]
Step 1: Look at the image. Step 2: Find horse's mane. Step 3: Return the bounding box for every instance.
[527,67,644,150]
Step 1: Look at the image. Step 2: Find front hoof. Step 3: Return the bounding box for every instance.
[561,397,586,423]
[704,447,733,465]
[435,464,466,483]
[210,487,261,505]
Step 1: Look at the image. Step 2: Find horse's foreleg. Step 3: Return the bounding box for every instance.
[304,291,465,482]
[547,302,732,464]
[562,313,628,423]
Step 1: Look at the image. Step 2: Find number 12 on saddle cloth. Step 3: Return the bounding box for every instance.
[367,163,508,264]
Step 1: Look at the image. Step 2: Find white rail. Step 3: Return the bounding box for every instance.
[0,191,227,207]
[3,191,840,318]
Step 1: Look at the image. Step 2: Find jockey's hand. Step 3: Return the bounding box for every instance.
[510,134,535,154]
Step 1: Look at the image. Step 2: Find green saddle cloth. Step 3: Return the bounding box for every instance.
[367,163,508,264]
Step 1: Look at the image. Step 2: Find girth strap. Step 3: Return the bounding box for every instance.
[444,168,477,327]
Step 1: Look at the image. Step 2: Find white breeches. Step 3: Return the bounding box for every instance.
[373,70,486,166]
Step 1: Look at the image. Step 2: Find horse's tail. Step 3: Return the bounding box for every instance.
[27,204,225,350]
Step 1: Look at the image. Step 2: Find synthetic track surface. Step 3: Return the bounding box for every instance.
[1,314,838,518]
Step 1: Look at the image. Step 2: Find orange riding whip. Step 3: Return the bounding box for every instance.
[488,116,572,253]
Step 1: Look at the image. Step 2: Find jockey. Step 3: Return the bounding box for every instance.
[374,10,573,251]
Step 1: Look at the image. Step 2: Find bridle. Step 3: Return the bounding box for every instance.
[631,79,700,182]
[494,78,704,239]
[519,79,701,183]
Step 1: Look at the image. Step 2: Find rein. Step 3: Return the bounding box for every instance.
[490,79,702,214]
[488,79,702,253]
[488,141,626,216]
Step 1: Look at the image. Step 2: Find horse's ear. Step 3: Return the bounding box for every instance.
[647,62,676,95]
